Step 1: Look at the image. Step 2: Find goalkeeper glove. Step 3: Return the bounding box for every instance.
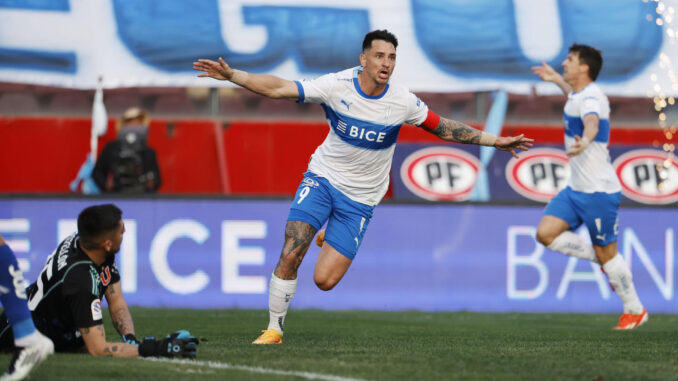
[122,333,140,345]
[138,330,199,358]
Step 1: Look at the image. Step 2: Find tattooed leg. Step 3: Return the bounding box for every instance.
[273,221,317,280]
[258,221,317,338]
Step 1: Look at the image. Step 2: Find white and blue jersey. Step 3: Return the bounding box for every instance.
[563,83,621,193]
[545,83,622,246]
[295,67,429,206]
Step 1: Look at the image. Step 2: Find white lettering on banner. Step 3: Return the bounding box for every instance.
[58,219,138,293]
[506,226,548,299]
[623,228,674,300]
[120,220,137,293]
[221,221,266,294]
[513,0,562,61]
[1,218,31,273]
[0,219,29,233]
[556,257,610,300]
[150,220,210,294]
[57,220,77,243]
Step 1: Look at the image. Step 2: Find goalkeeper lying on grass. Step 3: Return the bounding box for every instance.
[0,204,198,358]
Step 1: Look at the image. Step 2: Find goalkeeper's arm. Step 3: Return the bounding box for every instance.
[80,325,198,358]
[79,324,139,357]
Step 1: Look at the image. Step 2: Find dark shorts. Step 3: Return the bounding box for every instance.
[0,312,84,352]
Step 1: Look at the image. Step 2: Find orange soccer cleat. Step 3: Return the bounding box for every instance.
[315,230,325,247]
[613,308,648,330]
[252,329,283,344]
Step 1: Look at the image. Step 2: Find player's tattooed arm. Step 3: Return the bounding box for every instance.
[274,221,317,279]
[430,117,482,144]
[105,282,136,337]
[80,324,139,357]
[110,306,135,337]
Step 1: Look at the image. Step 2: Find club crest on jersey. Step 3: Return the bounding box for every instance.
[400,147,480,201]
[302,177,320,188]
[613,149,678,205]
[100,266,112,286]
[505,148,570,203]
[91,299,102,320]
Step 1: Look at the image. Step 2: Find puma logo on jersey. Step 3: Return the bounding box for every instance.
[341,99,352,111]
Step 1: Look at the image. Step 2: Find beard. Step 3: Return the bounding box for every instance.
[105,245,121,258]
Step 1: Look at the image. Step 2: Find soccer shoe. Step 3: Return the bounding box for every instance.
[252,329,283,344]
[0,332,54,381]
[613,308,649,330]
[315,230,325,248]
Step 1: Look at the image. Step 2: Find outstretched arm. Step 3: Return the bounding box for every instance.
[531,60,571,96]
[426,117,533,158]
[193,57,299,100]
[80,324,139,357]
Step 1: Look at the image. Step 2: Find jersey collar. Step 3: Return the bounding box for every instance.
[353,67,389,100]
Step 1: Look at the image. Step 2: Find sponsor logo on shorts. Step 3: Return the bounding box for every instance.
[302,177,320,188]
[400,147,480,201]
[91,299,102,321]
[505,148,570,203]
[613,149,678,205]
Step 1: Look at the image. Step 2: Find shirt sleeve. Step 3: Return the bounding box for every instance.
[580,95,601,118]
[295,72,337,104]
[404,92,429,125]
[108,261,121,285]
[62,266,103,328]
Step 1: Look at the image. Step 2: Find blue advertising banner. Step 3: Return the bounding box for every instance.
[0,198,675,313]
[0,0,670,96]
[392,144,678,205]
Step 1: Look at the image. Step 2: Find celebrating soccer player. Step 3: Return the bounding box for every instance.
[532,44,647,329]
[194,29,533,344]
[0,204,199,358]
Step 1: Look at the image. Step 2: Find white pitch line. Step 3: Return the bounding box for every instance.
[143,357,369,381]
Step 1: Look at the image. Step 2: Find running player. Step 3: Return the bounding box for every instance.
[0,235,52,381]
[532,44,647,329]
[0,204,198,357]
[194,29,534,344]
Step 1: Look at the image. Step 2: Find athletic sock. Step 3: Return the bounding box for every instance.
[0,244,37,343]
[14,329,41,347]
[267,273,297,335]
[547,231,599,263]
[602,254,644,314]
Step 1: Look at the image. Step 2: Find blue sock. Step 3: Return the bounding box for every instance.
[0,244,36,339]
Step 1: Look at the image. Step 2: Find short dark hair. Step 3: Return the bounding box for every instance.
[77,204,122,249]
[362,29,398,52]
[569,43,603,81]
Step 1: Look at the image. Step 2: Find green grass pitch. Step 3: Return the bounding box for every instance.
[3,308,677,380]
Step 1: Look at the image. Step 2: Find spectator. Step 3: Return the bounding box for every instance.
[92,107,162,193]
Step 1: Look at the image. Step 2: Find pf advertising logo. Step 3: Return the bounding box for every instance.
[505,148,570,203]
[400,147,480,201]
[613,149,678,205]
